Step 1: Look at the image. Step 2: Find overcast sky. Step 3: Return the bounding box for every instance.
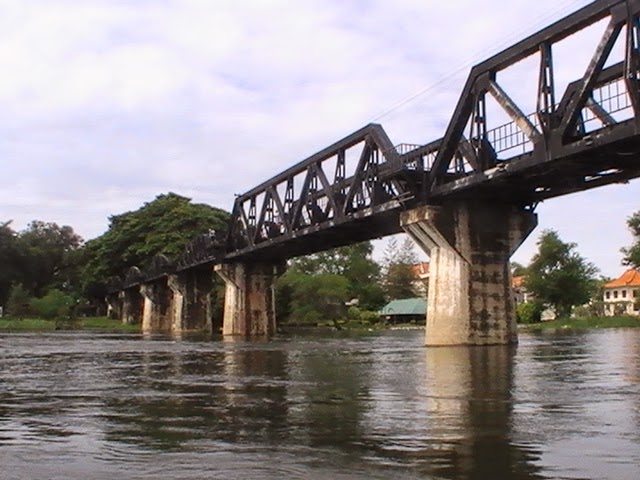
[1,0,638,278]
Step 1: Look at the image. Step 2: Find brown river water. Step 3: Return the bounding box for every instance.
[1,329,639,479]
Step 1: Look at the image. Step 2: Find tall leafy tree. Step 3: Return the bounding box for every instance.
[381,236,419,300]
[289,242,384,309]
[82,193,229,298]
[621,211,640,269]
[15,221,83,297]
[278,272,350,324]
[0,221,19,306]
[525,229,598,318]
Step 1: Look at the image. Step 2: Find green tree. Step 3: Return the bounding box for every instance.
[278,271,350,325]
[621,211,640,268]
[515,301,543,324]
[30,289,75,320]
[15,221,83,297]
[7,283,32,318]
[381,236,419,300]
[0,221,20,306]
[82,193,229,298]
[525,229,599,318]
[290,241,385,310]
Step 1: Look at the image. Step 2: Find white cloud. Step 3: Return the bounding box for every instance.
[0,0,637,277]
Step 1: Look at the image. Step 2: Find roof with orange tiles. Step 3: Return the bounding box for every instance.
[604,269,640,288]
[512,275,526,289]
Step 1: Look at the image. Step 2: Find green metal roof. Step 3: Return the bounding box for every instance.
[379,298,427,316]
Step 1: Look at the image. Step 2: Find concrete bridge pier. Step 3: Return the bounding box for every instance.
[215,263,283,336]
[168,267,214,333]
[140,279,173,333]
[401,202,537,346]
[120,287,144,325]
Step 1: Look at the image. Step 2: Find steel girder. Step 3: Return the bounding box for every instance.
[108,0,640,291]
[224,124,418,261]
[426,0,640,202]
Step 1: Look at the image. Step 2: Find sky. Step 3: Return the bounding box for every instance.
[1,0,638,278]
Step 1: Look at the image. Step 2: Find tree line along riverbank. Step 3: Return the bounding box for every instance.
[3,194,640,330]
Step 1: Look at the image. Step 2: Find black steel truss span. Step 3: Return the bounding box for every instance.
[426,0,640,201]
[110,0,640,290]
[110,233,226,293]
[224,0,640,261]
[225,124,422,261]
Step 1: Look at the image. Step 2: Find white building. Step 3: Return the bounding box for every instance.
[603,269,640,316]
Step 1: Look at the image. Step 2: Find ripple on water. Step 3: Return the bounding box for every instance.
[1,330,640,479]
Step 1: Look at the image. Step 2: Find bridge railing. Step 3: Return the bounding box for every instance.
[427,0,640,197]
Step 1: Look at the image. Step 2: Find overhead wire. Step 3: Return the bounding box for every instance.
[368,0,591,123]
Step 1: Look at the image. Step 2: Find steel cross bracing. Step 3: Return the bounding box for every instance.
[225,0,640,262]
[224,124,430,262]
[427,0,640,202]
[109,0,640,288]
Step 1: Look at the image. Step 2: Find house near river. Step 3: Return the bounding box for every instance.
[603,269,640,316]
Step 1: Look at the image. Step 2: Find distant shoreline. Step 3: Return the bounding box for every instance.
[519,316,640,332]
[3,315,638,334]
[0,317,139,333]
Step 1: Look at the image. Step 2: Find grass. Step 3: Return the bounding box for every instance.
[0,316,140,333]
[520,315,640,332]
[0,318,55,332]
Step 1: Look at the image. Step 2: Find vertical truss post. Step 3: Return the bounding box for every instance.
[284,178,294,216]
[335,149,346,183]
[334,149,346,208]
[537,42,556,133]
[308,166,319,220]
[265,196,274,223]
[248,198,256,227]
[367,147,380,205]
[470,91,488,167]
[625,11,640,117]
[455,153,465,174]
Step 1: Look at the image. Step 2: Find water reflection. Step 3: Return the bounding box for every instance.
[426,347,543,479]
[1,331,640,479]
[360,344,544,479]
[100,340,290,450]
[289,338,371,451]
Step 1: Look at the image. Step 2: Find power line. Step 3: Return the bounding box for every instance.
[368,0,590,123]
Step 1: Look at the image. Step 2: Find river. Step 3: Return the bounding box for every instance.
[1,329,639,479]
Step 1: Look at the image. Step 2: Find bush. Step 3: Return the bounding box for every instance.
[7,284,32,318]
[30,289,75,320]
[346,306,380,324]
[516,301,543,324]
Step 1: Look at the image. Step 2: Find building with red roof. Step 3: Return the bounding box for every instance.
[603,269,640,316]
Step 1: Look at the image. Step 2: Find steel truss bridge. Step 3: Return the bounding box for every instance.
[119,0,640,289]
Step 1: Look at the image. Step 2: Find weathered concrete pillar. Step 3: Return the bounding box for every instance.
[401,201,537,346]
[168,267,214,333]
[120,287,144,325]
[105,292,122,320]
[215,263,282,336]
[140,279,174,333]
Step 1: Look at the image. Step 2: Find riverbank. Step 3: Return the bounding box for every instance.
[520,315,640,332]
[0,317,140,333]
